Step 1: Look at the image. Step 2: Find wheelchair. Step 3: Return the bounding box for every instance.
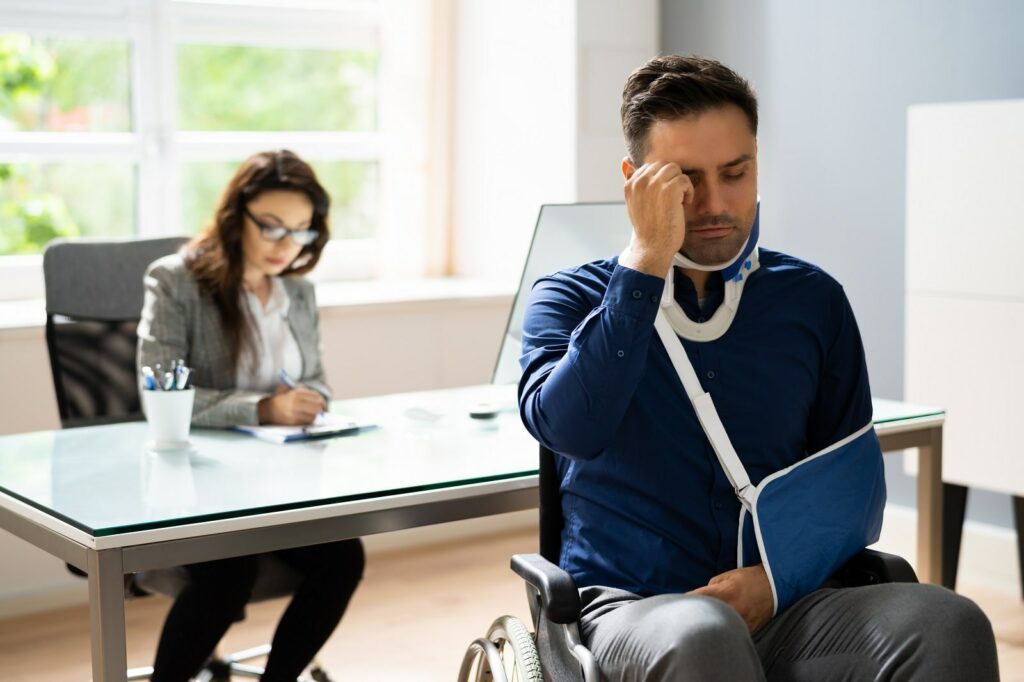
[458,446,918,682]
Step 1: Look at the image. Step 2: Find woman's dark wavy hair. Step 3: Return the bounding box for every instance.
[182,149,330,369]
[621,55,758,164]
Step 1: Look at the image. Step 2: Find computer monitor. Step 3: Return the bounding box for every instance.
[491,202,633,385]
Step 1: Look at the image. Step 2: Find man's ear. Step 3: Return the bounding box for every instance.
[622,156,638,181]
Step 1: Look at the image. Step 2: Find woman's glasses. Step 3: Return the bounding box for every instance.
[244,208,320,246]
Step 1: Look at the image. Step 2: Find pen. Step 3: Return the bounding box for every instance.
[142,366,157,391]
[278,369,298,390]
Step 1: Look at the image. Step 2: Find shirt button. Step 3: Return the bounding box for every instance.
[706,370,716,379]
[616,350,625,358]
[632,289,643,299]
[714,501,723,510]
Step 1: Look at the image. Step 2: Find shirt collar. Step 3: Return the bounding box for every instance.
[673,269,724,318]
[244,276,291,319]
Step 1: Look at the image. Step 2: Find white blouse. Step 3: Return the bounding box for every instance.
[235,277,303,393]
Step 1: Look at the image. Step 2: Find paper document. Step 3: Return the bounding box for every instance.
[234,413,375,444]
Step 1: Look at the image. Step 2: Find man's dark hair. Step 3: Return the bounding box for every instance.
[621,55,758,163]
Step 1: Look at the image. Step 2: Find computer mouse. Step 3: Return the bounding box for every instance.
[468,402,500,420]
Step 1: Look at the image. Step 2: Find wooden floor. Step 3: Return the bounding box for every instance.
[1,528,1022,681]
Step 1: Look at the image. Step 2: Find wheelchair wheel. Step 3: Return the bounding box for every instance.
[478,615,544,682]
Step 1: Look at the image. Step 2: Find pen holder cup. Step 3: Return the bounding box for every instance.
[142,388,195,450]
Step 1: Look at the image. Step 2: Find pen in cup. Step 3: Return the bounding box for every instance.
[175,363,191,390]
[142,359,192,391]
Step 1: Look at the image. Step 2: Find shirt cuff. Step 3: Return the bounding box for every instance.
[602,263,664,322]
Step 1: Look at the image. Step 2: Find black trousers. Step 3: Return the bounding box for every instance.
[150,538,365,682]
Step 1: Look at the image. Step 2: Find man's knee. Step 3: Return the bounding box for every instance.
[877,584,998,680]
[882,584,991,640]
[651,596,757,677]
[594,595,761,681]
[912,586,996,667]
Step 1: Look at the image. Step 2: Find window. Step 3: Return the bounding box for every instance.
[0,0,442,300]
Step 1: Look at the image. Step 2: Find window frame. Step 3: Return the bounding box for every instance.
[0,0,440,301]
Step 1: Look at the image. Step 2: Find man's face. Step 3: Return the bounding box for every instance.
[630,105,758,265]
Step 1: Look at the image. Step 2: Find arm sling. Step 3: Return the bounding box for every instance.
[650,204,886,614]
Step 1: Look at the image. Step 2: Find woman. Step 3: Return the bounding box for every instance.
[137,150,364,682]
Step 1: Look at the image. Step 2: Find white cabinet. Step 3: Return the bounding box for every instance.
[905,99,1024,495]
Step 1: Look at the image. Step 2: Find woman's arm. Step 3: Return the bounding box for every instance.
[295,279,332,402]
[137,259,267,428]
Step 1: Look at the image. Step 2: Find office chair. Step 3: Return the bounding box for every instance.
[459,444,919,682]
[42,237,332,682]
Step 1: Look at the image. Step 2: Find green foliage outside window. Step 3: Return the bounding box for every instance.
[1,32,379,256]
[0,162,80,254]
[177,44,377,132]
[1,34,132,254]
[176,44,379,238]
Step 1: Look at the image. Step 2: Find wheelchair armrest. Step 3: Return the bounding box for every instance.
[511,553,581,624]
[833,548,919,587]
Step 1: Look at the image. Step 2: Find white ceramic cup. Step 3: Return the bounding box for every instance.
[142,387,195,450]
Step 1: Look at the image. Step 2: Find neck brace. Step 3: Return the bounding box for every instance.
[660,203,760,342]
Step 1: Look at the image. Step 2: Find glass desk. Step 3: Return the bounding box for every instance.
[0,386,943,681]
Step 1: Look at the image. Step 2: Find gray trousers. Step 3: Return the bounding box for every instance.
[578,582,999,681]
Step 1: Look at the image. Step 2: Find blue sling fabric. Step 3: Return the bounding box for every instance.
[741,425,885,611]
[655,310,886,614]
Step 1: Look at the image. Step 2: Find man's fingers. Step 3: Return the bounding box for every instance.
[689,583,724,599]
[628,161,668,187]
[650,161,683,184]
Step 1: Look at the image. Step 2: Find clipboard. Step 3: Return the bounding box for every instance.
[233,413,376,444]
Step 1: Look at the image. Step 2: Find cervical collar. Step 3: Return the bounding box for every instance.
[660,202,761,342]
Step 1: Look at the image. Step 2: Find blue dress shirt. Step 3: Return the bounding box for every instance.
[518,249,881,600]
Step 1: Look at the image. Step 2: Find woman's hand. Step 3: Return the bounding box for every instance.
[258,384,326,425]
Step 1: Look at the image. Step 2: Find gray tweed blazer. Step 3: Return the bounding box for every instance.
[137,254,331,428]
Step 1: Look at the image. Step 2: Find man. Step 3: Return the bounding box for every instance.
[518,55,998,681]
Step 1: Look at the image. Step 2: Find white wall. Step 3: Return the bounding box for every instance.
[574,1,659,201]
[450,0,659,282]
[449,0,577,282]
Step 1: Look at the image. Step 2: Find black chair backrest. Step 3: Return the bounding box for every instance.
[43,237,187,428]
[538,445,564,563]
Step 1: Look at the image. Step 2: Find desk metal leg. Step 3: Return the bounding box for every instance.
[88,549,127,682]
[916,426,944,584]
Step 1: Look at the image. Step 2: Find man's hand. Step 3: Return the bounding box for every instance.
[688,564,774,633]
[258,384,326,425]
[620,161,694,278]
